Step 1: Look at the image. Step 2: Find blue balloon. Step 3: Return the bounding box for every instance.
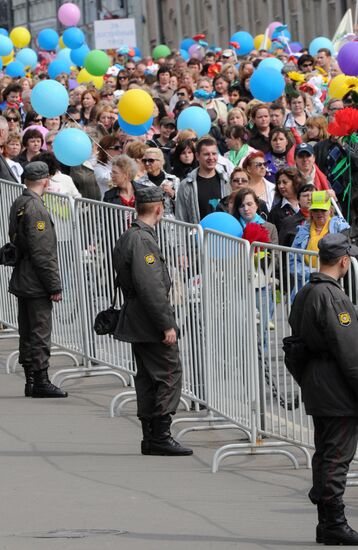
[16,48,38,69]
[53,128,92,167]
[0,36,13,56]
[118,114,153,136]
[63,27,85,49]
[177,106,211,138]
[230,31,254,56]
[133,46,141,57]
[56,47,72,66]
[250,67,285,102]
[48,59,71,79]
[0,57,2,70]
[31,80,69,118]
[0,28,9,37]
[200,212,243,238]
[70,43,90,66]
[180,38,196,51]
[309,36,334,56]
[38,28,59,51]
[6,61,25,78]
[258,57,284,72]
[180,48,189,61]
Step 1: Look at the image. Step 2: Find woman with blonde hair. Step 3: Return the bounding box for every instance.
[95,104,116,134]
[125,140,149,179]
[227,107,247,128]
[104,154,140,207]
[302,115,329,145]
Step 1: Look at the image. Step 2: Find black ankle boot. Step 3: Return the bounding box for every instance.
[32,370,68,398]
[23,365,34,397]
[151,415,193,456]
[139,417,152,455]
[323,501,358,545]
[316,502,326,543]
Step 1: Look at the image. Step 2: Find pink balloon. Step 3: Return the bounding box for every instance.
[58,3,81,27]
[268,21,283,38]
[188,43,205,60]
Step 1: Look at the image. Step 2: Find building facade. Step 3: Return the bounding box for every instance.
[3,0,357,55]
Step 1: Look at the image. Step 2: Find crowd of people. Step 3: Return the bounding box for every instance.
[0,41,357,261]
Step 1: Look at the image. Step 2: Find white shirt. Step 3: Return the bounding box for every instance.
[5,158,23,183]
[48,171,81,199]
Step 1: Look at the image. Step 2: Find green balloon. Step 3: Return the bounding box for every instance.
[152,44,171,60]
[84,50,110,76]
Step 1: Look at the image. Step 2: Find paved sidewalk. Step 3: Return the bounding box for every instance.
[0,336,357,550]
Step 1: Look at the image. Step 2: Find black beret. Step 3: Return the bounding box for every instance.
[135,187,164,204]
[23,161,50,181]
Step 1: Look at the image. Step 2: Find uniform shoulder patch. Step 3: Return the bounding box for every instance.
[36,221,46,231]
[338,312,351,326]
[145,254,155,265]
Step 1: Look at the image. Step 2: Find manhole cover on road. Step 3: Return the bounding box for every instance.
[31,529,128,539]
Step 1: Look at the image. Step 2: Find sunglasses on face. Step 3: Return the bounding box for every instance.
[301,63,313,68]
[34,118,43,123]
[6,117,18,122]
[254,162,267,168]
[177,92,186,97]
[143,158,158,164]
[108,145,121,150]
[118,76,128,80]
[101,93,114,98]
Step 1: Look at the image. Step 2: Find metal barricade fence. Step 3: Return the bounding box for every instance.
[74,198,135,376]
[0,180,23,330]
[202,229,255,432]
[157,217,205,405]
[44,191,85,356]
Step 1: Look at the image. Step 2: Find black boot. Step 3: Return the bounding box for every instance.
[32,370,68,398]
[150,415,193,456]
[23,365,34,397]
[323,501,358,545]
[316,502,326,543]
[139,417,152,455]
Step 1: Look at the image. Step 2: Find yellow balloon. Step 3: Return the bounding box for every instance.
[59,36,66,49]
[118,89,154,125]
[10,26,31,48]
[77,68,104,89]
[254,34,272,51]
[328,74,358,99]
[2,51,14,66]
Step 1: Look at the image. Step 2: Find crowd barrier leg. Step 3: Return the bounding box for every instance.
[212,447,300,473]
[52,366,128,388]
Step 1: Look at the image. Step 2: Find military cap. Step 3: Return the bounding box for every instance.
[23,161,50,181]
[318,233,358,261]
[135,187,164,204]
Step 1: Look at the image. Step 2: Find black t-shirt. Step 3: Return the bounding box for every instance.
[197,173,221,219]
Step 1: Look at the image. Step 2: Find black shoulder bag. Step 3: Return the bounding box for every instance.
[94,275,121,336]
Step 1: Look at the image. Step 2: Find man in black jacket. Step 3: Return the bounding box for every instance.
[113,186,192,456]
[9,161,67,398]
[289,233,358,545]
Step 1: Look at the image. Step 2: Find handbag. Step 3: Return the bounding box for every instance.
[0,242,18,267]
[94,276,121,336]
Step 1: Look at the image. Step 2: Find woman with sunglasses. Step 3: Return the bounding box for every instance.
[94,135,122,198]
[242,151,276,212]
[23,110,43,129]
[136,147,179,218]
[3,108,21,132]
[115,70,129,91]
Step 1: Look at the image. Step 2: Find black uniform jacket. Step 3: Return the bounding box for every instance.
[8,188,61,298]
[289,272,358,417]
[113,219,178,343]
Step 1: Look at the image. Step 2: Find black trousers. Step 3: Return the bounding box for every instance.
[132,342,182,418]
[18,296,52,372]
[309,416,358,505]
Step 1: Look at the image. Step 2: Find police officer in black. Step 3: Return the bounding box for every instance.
[113,186,192,456]
[289,233,358,545]
[9,161,67,398]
